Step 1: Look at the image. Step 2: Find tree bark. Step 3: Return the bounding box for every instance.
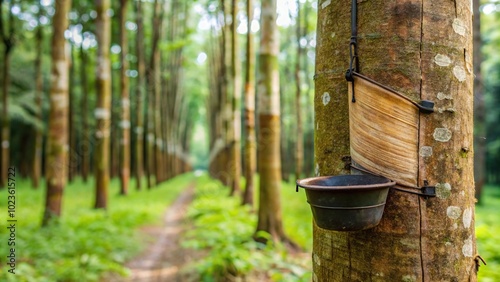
[472,0,485,204]
[230,0,242,196]
[119,0,130,195]
[242,0,256,206]
[0,0,16,188]
[152,0,163,184]
[313,1,476,281]
[68,46,76,182]
[294,0,303,180]
[32,4,44,189]
[94,0,112,209]
[42,0,71,226]
[80,43,90,183]
[134,0,145,190]
[256,0,295,247]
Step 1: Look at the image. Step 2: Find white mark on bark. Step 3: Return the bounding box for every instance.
[96,130,104,139]
[445,242,452,247]
[234,110,241,140]
[463,207,472,228]
[135,126,144,134]
[433,128,452,142]
[53,60,69,91]
[97,56,111,80]
[1,140,9,148]
[419,146,433,157]
[447,206,462,219]
[156,138,163,147]
[257,69,280,115]
[436,183,452,199]
[437,107,456,113]
[434,54,452,66]
[50,94,68,109]
[120,120,131,129]
[321,0,332,9]
[331,32,336,38]
[402,275,417,282]
[315,163,320,176]
[453,66,467,82]
[322,92,331,106]
[452,18,467,36]
[313,253,321,266]
[462,236,473,257]
[437,92,453,100]
[313,272,318,282]
[94,108,110,120]
[316,122,319,130]
[121,97,130,108]
[147,133,155,142]
[453,223,458,229]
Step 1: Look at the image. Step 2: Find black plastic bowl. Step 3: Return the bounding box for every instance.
[296,175,395,231]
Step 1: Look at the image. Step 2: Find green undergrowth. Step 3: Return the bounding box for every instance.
[476,185,500,282]
[182,173,312,281]
[0,174,193,282]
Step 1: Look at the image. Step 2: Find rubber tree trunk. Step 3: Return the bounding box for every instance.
[294,0,303,180]
[472,0,485,204]
[242,0,256,206]
[119,0,130,195]
[255,0,293,245]
[42,0,71,226]
[94,0,112,209]
[80,44,90,183]
[313,1,477,281]
[68,46,76,182]
[0,43,11,189]
[134,0,145,190]
[32,5,43,189]
[152,0,163,184]
[229,0,242,196]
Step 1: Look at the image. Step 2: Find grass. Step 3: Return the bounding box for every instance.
[0,174,193,282]
[476,185,500,282]
[0,171,497,281]
[181,173,312,281]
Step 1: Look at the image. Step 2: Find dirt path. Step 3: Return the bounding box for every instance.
[116,183,198,282]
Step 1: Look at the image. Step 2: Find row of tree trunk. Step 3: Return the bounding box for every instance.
[40,0,192,225]
[207,0,312,246]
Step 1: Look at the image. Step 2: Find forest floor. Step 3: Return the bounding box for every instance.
[105,182,203,282]
[105,175,312,282]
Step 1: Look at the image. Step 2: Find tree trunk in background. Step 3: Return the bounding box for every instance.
[94,0,112,209]
[42,0,71,226]
[473,0,485,204]
[313,1,476,280]
[256,0,294,247]
[119,0,130,195]
[242,0,256,206]
[68,46,76,182]
[80,44,90,183]
[32,4,44,189]
[0,0,16,188]
[152,0,163,184]
[219,0,231,187]
[294,0,303,180]
[110,74,119,179]
[134,0,145,190]
[230,0,242,196]
[302,0,314,177]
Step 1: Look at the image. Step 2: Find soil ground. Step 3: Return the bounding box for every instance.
[105,184,201,282]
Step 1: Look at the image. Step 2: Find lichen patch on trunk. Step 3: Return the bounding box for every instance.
[433,128,452,142]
